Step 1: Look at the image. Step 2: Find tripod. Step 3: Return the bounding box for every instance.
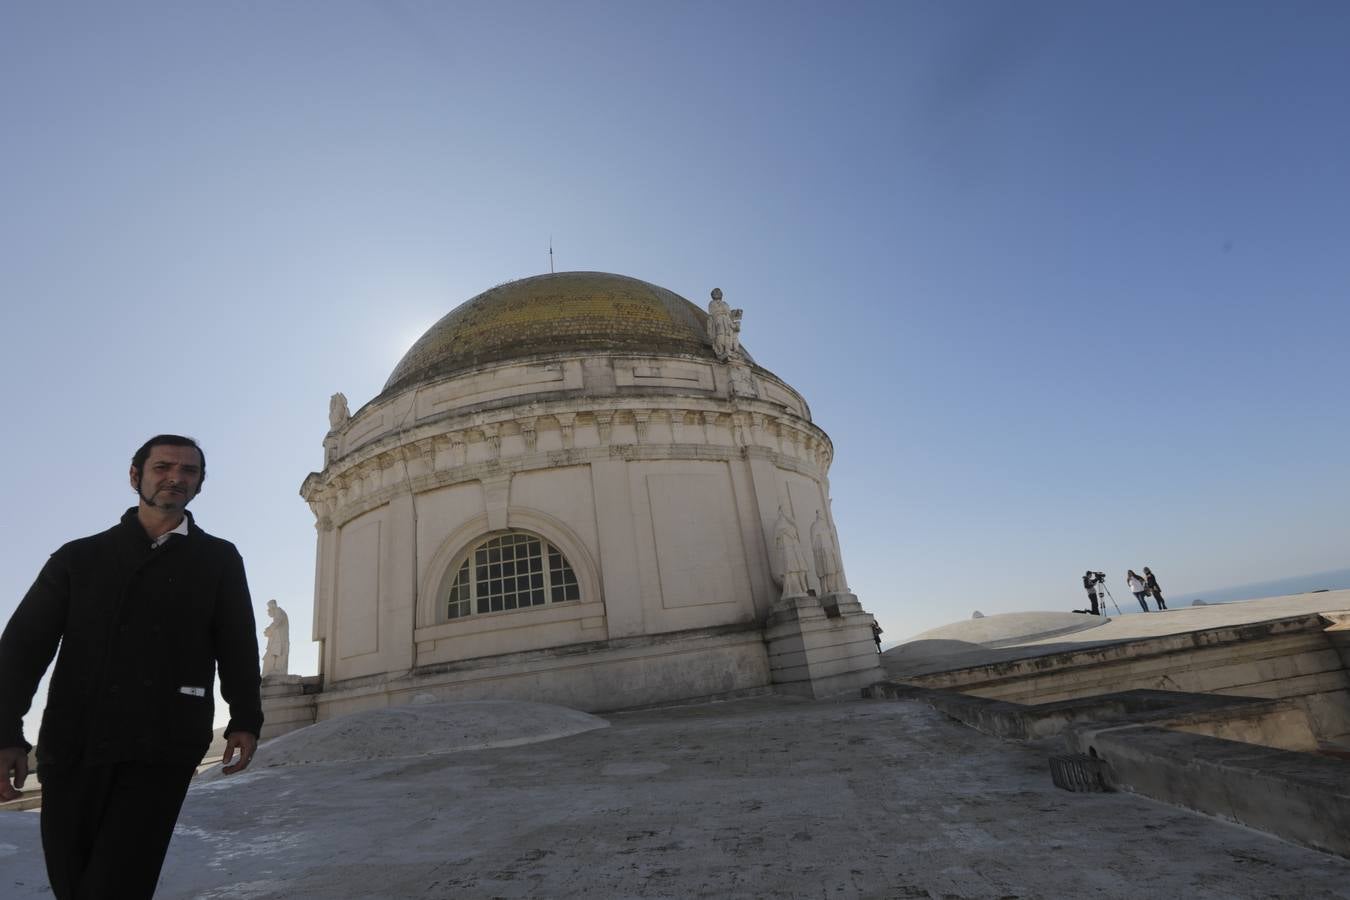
[1096,580,1123,616]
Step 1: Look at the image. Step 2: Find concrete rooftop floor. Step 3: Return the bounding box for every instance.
[4,695,1348,898]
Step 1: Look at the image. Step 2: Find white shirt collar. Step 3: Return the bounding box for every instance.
[151,515,191,549]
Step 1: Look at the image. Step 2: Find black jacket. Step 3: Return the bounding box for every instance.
[0,508,263,770]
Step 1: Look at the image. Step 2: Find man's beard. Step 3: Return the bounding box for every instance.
[137,480,191,511]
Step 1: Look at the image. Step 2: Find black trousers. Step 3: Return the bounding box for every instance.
[39,761,196,900]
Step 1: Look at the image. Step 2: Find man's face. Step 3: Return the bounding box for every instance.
[131,444,203,512]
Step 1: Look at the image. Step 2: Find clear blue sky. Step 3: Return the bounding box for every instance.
[3,1,1348,726]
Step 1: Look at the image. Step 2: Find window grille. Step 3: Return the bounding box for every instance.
[445,532,580,620]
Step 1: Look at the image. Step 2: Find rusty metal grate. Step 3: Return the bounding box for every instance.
[1049,753,1111,792]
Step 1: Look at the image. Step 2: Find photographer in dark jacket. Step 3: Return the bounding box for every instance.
[1081,570,1102,616]
[0,434,263,899]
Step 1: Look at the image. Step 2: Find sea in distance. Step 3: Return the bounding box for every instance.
[1168,567,1350,607]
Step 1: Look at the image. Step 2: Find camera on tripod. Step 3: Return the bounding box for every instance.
[1090,571,1106,584]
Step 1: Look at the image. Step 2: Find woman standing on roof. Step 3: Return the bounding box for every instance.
[1143,567,1167,610]
[1126,570,1150,612]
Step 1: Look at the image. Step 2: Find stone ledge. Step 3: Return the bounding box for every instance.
[1065,722,1350,858]
[897,613,1333,687]
[866,682,1350,858]
[864,683,1306,746]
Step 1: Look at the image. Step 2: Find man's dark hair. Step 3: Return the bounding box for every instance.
[131,434,206,492]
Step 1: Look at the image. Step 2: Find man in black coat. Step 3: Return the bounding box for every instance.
[1081,571,1102,616]
[0,434,263,899]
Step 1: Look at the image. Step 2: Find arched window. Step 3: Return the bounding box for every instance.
[443,531,581,620]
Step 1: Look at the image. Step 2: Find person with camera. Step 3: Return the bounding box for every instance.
[1126,570,1150,612]
[1081,570,1102,615]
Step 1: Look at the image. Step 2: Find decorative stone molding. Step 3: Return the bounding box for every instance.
[729,363,757,398]
[302,392,836,533]
[758,418,774,452]
[308,430,831,533]
[594,412,613,443]
[556,413,575,449]
[406,438,435,475]
[308,496,335,532]
[449,433,467,467]
[324,348,812,456]
[482,424,501,459]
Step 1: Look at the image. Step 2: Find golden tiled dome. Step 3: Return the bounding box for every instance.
[383,272,723,395]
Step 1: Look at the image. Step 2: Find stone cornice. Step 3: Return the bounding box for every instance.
[331,351,812,458]
[300,401,833,530]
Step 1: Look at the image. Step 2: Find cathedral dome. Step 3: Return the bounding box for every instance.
[383,272,729,396]
[302,267,865,722]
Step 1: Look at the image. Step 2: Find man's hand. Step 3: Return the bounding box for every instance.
[221,731,257,775]
[0,746,29,802]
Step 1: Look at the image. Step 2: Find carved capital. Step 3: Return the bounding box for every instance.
[446,433,467,467]
[519,416,538,453]
[409,438,436,467]
[481,424,501,459]
[308,494,337,531]
[555,413,576,449]
[632,410,650,444]
[594,412,613,444]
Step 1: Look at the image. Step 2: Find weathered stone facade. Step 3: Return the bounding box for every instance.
[295,272,880,722]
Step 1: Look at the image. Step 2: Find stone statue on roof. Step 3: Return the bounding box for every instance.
[707,288,743,362]
[810,510,846,595]
[773,506,811,600]
[329,392,350,431]
[262,599,290,677]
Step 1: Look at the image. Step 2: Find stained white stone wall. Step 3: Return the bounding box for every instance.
[301,350,853,710]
